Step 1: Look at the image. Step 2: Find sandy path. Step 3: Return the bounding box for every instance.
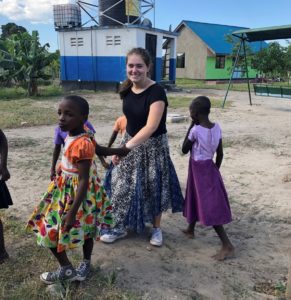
[4,90,291,299]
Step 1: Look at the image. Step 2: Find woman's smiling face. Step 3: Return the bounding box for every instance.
[126,53,150,84]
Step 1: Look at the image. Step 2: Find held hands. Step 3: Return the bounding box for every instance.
[0,166,10,181]
[112,145,131,165]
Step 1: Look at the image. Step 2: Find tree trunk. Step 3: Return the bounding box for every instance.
[28,78,38,96]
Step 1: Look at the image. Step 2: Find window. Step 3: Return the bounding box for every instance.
[70,37,84,47]
[176,53,185,68]
[215,55,225,69]
[106,35,121,46]
[106,36,113,45]
[114,35,121,45]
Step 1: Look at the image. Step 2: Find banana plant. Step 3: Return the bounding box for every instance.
[0,30,58,96]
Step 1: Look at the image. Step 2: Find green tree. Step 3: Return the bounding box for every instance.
[225,34,254,77]
[252,42,286,79]
[1,23,27,39]
[0,30,58,95]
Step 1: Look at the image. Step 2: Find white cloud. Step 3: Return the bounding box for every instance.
[0,0,76,23]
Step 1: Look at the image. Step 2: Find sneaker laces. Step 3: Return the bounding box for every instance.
[77,261,89,273]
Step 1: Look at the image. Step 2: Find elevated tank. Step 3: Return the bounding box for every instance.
[53,4,81,29]
[99,0,140,26]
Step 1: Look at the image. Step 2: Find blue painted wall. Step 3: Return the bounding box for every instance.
[61,56,127,82]
[61,56,166,83]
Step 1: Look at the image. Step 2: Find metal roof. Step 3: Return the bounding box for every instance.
[232,24,291,42]
[176,20,267,55]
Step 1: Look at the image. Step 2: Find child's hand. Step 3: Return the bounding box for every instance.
[61,212,76,232]
[118,145,131,157]
[50,168,56,181]
[0,166,10,181]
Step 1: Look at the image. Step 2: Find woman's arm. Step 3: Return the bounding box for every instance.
[125,101,165,149]
[62,159,91,232]
[0,129,10,181]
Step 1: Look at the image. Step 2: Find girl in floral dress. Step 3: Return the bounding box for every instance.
[27,95,129,284]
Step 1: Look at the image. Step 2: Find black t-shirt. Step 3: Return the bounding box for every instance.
[123,83,168,137]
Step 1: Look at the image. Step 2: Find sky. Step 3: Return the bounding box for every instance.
[0,0,291,52]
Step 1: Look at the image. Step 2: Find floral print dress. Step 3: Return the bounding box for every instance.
[27,133,112,253]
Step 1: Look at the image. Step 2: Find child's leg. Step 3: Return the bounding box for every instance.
[50,247,72,267]
[212,225,235,261]
[75,238,93,281]
[0,218,9,263]
[182,221,196,238]
[40,248,78,284]
[83,238,93,260]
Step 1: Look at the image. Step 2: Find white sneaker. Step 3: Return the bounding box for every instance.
[150,228,163,246]
[100,229,127,243]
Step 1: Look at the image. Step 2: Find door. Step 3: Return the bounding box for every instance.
[145,33,157,81]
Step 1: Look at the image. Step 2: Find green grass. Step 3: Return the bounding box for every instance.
[0,85,63,100]
[0,213,139,300]
[168,95,229,109]
[0,98,59,129]
[175,78,254,92]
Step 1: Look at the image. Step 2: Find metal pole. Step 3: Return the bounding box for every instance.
[222,39,243,108]
[242,39,252,105]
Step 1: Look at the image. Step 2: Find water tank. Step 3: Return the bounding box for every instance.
[99,0,140,26]
[53,4,81,29]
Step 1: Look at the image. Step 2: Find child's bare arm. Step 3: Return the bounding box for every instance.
[0,129,10,181]
[95,142,130,157]
[215,139,223,169]
[182,122,195,154]
[108,130,119,148]
[62,159,90,232]
[51,144,62,180]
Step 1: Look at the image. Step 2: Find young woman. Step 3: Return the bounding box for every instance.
[101,48,183,246]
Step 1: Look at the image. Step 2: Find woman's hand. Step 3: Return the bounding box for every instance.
[112,155,121,165]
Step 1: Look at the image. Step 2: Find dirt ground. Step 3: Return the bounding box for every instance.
[4,89,291,299]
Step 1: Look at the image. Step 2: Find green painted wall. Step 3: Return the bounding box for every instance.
[205,57,257,80]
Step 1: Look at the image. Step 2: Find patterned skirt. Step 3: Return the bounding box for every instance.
[0,180,13,209]
[184,158,232,226]
[108,133,183,233]
[26,172,112,253]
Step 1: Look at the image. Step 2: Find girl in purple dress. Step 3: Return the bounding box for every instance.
[182,96,234,261]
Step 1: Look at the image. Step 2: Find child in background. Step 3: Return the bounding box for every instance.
[50,121,108,180]
[0,129,13,264]
[27,95,130,284]
[181,96,234,261]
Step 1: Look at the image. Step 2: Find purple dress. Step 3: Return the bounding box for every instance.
[183,123,232,226]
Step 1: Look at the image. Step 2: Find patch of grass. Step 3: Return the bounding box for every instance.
[0,85,64,100]
[0,213,139,300]
[0,87,27,100]
[254,279,287,297]
[168,95,227,109]
[176,78,254,92]
[0,99,58,129]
